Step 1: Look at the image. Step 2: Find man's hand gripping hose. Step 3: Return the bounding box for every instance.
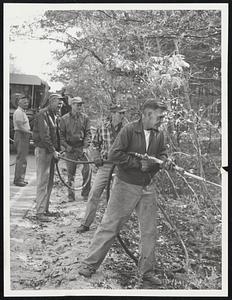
[129,152,221,188]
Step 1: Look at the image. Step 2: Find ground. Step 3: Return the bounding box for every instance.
[9,154,121,290]
[9,153,222,291]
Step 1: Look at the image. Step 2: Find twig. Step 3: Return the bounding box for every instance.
[190,75,220,82]
[176,172,200,206]
[98,10,116,20]
[157,197,189,274]
[164,170,180,200]
[171,152,192,158]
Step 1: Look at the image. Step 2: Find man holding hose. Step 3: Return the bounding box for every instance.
[78,99,174,288]
[76,103,127,233]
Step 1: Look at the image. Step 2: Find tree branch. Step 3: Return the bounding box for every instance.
[145,31,220,40]
[84,48,104,65]
[190,75,221,82]
[98,10,116,19]
[38,36,105,65]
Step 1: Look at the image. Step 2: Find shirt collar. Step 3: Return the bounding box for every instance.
[70,111,81,119]
[106,120,122,132]
[135,119,159,133]
[48,107,56,118]
[104,120,112,128]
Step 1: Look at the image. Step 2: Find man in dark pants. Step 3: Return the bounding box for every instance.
[13,94,31,187]
[78,99,174,288]
[33,93,63,222]
[60,96,92,202]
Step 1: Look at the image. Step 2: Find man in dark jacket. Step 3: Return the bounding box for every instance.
[60,96,92,201]
[33,93,63,222]
[78,99,173,288]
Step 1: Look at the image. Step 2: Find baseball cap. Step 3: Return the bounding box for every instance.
[71,96,84,105]
[48,93,63,102]
[142,99,168,111]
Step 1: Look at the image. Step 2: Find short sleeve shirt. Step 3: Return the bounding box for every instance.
[13,107,30,131]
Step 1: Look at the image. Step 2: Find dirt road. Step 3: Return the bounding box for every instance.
[9,155,121,290]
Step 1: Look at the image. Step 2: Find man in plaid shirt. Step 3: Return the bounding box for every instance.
[76,103,127,233]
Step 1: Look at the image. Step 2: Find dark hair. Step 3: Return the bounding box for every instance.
[142,99,167,112]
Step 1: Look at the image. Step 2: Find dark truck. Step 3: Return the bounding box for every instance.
[10,73,50,150]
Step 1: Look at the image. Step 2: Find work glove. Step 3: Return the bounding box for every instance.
[94,157,104,167]
[140,158,155,172]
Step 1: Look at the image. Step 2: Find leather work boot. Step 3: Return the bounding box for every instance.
[14,181,27,187]
[44,211,60,217]
[139,273,162,289]
[78,264,96,278]
[36,213,51,222]
[76,224,89,234]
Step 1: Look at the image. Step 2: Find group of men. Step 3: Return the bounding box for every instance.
[13,92,173,288]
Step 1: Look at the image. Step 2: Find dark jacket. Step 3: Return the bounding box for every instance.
[108,119,167,186]
[32,107,59,153]
[59,112,91,149]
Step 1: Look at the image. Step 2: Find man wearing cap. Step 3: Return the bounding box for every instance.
[13,94,31,187]
[76,103,127,233]
[78,99,174,288]
[60,96,92,201]
[33,93,63,222]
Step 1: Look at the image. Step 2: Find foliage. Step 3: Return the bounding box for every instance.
[10,9,222,290]
[10,10,221,119]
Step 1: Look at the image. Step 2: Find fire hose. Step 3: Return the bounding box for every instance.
[56,155,139,265]
[55,152,113,191]
[55,152,93,191]
[56,151,221,272]
[128,152,222,189]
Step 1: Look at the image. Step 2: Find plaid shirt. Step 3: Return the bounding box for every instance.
[92,119,123,159]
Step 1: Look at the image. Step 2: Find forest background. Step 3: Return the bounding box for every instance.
[10,9,223,289]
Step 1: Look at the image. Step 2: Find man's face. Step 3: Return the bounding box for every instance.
[142,108,166,130]
[50,98,63,114]
[18,98,29,110]
[111,111,125,126]
[71,102,83,114]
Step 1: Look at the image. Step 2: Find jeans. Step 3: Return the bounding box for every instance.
[66,151,91,198]
[83,176,158,276]
[82,163,114,227]
[14,131,30,183]
[35,147,54,215]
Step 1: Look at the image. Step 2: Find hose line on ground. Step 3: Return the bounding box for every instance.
[105,164,189,273]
